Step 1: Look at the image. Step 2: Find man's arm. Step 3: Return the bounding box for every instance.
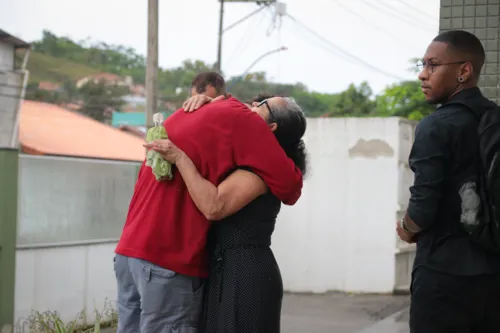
[405,117,450,233]
[231,106,303,205]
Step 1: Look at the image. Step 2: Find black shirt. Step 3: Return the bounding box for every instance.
[409,87,500,276]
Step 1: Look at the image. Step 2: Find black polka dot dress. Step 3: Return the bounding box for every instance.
[202,192,283,333]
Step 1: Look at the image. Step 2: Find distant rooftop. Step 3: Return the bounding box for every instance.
[0,29,30,48]
[20,101,146,161]
[112,111,172,127]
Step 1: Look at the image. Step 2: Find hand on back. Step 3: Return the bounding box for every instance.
[182,94,226,112]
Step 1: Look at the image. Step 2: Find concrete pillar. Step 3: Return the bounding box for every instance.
[0,148,18,332]
[439,0,500,104]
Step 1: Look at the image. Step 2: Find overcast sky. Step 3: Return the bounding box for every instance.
[0,0,440,94]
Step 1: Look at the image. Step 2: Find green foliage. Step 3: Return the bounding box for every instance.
[25,87,62,104]
[25,29,431,121]
[18,51,101,85]
[328,82,375,117]
[32,30,146,83]
[16,300,117,333]
[78,81,128,121]
[375,80,435,121]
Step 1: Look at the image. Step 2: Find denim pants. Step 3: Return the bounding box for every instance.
[114,254,205,333]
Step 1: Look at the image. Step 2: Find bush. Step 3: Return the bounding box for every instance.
[15,299,118,333]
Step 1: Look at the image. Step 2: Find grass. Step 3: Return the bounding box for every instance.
[15,300,118,333]
[16,50,100,85]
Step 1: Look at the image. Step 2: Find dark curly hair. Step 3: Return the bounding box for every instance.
[248,93,308,176]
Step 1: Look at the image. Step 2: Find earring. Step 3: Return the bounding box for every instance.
[458,77,464,83]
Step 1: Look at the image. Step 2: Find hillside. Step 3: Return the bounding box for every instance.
[17,50,100,84]
[21,30,431,120]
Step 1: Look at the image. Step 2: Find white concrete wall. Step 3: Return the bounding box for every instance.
[272,117,410,294]
[15,243,118,327]
[13,117,416,326]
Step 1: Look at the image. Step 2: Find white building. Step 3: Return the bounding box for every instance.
[0,29,30,147]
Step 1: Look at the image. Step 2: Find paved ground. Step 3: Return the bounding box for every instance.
[104,292,410,333]
[281,292,409,333]
[359,307,410,333]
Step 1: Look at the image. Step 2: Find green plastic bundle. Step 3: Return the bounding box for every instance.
[146,113,173,181]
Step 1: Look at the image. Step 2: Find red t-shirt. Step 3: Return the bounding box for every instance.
[115,97,303,277]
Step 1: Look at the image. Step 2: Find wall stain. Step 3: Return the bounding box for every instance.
[348,139,394,159]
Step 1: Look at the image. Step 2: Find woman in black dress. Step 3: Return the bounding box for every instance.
[152,94,307,333]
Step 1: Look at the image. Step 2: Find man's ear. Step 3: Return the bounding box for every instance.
[460,62,474,82]
[205,85,218,98]
[269,123,278,132]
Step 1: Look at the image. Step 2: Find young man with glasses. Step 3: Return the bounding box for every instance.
[397,30,500,332]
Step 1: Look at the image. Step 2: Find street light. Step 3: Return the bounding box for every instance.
[228,46,288,91]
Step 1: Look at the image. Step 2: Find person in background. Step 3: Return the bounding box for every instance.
[182,91,277,112]
[396,30,500,333]
[190,71,226,98]
[114,90,303,333]
[149,93,307,333]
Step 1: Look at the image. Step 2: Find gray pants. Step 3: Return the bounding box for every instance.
[114,254,205,333]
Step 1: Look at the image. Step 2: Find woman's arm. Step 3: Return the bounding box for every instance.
[143,139,267,221]
[175,153,267,220]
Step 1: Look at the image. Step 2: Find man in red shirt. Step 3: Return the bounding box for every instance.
[114,96,303,333]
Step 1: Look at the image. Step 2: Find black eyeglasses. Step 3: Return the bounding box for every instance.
[416,60,466,75]
[257,99,276,121]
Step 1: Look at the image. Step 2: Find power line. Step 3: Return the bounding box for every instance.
[287,23,358,65]
[286,19,362,65]
[286,14,404,81]
[398,0,437,23]
[376,1,435,27]
[263,8,356,65]
[357,0,431,33]
[331,1,416,48]
[225,11,267,68]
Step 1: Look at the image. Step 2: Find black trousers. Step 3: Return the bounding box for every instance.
[410,266,500,333]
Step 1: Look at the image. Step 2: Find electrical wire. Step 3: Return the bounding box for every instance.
[275,10,359,65]
[376,1,430,26]
[286,14,404,80]
[277,23,282,82]
[398,0,438,23]
[331,1,416,48]
[357,0,432,33]
[286,21,355,65]
[225,11,267,68]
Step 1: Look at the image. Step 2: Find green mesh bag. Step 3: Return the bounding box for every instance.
[145,113,173,181]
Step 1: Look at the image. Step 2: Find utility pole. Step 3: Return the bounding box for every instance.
[146,0,159,127]
[216,0,225,73]
[215,0,276,74]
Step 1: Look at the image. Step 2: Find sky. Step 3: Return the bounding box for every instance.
[0,0,440,95]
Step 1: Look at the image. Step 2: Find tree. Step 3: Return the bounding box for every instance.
[78,81,128,122]
[375,80,434,120]
[27,30,433,120]
[328,82,375,117]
